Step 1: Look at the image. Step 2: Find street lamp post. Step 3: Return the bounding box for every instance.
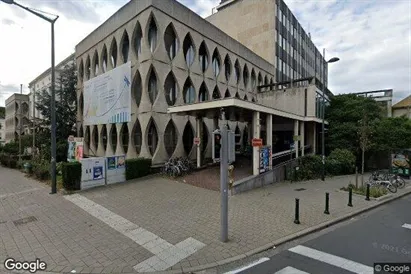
[1,0,59,193]
[321,48,339,181]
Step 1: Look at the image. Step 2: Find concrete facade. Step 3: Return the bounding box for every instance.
[351,89,393,117]
[392,95,411,119]
[207,0,328,87]
[75,0,324,167]
[4,94,30,143]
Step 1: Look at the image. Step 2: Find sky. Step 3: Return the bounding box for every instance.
[0,0,410,107]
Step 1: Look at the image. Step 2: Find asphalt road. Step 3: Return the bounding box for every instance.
[218,194,411,274]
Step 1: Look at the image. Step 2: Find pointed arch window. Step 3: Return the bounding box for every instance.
[199,42,209,73]
[110,38,118,68]
[235,92,240,98]
[164,120,177,157]
[133,22,142,57]
[183,78,195,104]
[110,124,117,153]
[224,55,231,81]
[85,56,91,80]
[101,125,108,151]
[148,70,158,104]
[212,87,221,100]
[133,71,142,107]
[147,119,158,156]
[93,51,99,76]
[164,72,178,106]
[198,82,208,102]
[183,34,195,67]
[101,45,108,73]
[212,49,221,77]
[121,31,130,63]
[120,123,129,153]
[79,92,84,116]
[243,64,249,87]
[251,69,256,89]
[224,89,231,98]
[78,60,84,82]
[234,60,241,84]
[164,24,179,60]
[85,126,90,148]
[183,122,194,155]
[133,120,142,154]
[92,125,99,151]
[148,18,158,53]
[244,95,248,101]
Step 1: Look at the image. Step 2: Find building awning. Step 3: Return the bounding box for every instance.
[167,98,327,124]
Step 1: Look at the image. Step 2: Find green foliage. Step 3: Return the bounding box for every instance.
[0,106,5,119]
[125,158,152,180]
[328,149,356,175]
[373,116,411,152]
[341,184,387,198]
[31,156,50,180]
[62,162,82,190]
[2,141,18,154]
[326,94,383,153]
[0,153,18,168]
[294,155,323,181]
[35,62,77,144]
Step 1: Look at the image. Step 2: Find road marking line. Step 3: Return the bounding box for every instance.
[65,194,206,272]
[288,245,373,274]
[402,223,411,230]
[224,257,270,274]
[274,266,310,274]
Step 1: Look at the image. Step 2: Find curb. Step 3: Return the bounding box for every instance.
[176,188,411,274]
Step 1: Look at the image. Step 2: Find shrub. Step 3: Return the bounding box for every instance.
[0,154,18,168]
[32,161,50,180]
[341,184,387,198]
[125,158,151,180]
[2,142,18,154]
[294,155,322,181]
[62,162,82,190]
[328,149,356,175]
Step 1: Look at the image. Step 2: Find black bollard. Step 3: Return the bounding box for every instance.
[365,184,370,201]
[348,187,353,207]
[324,192,330,214]
[294,198,300,224]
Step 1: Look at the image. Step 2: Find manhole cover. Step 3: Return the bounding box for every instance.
[13,216,37,226]
[294,188,306,191]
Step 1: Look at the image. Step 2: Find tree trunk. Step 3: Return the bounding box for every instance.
[361,147,365,187]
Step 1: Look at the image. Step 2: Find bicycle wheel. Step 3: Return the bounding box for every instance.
[387,183,397,193]
[394,177,406,189]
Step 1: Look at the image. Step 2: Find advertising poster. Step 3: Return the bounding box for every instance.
[106,155,126,185]
[83,62,131,125]
[93,166,104,180]
[259,146,271,173]
[391,151,410,178]
[67,137,84,162]
[107,157,116,170]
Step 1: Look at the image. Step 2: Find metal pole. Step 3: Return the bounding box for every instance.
[32,88,35,157]
[19,84,22,163]
[294,198,300,224]
[321,48,326,181]
[50,20,57,194]
[220,109,228,242]
[324,192,330,214]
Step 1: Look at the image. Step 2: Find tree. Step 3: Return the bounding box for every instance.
[358,111,375,186]
[373,116,411,152]
[326,94,383,158]
[36,63,77,142]
[35,62,77,161]
[0,106,5,119]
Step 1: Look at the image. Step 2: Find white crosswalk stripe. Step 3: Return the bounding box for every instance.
[274,266,310,274]
[402,223,411,230]
[288,245,373,274]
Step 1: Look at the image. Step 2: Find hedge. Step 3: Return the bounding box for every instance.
[0,153,18,168]
[62,162,82,190]
[126,158,151,180]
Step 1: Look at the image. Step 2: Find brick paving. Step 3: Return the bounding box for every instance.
[0,165,410,273]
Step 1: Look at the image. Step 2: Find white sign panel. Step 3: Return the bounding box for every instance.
[83,62,131,125]
[80,157,106,190]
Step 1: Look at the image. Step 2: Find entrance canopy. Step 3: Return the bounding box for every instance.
[168,98,325,124]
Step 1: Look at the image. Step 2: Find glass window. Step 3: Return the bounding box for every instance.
[164,120,177,157]
[199,42,209,73]
[148,19,158,53]
[148,70,157,104]
[183,121,194,155]
[198,82,208,102]
[133,22,142,57]
[133,120,142,154]
[224,55,231,81]
[121,31,130,63]
[212,50,221,77]
[164,23,179,60]
[164,72,178,106]
[183,78,196,103]
[183,34,195,67]
[120,123,129,154]
[147,120,158,156]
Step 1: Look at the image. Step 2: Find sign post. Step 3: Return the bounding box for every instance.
[220,111,228,243]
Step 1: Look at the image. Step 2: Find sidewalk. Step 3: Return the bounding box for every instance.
[0,165,410,273]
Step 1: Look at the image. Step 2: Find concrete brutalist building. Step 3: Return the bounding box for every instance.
[76,0,328,173]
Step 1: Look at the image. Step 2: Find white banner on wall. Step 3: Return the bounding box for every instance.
[83,61,131,126]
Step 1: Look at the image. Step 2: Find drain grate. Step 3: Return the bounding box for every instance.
[13,216,37,226]
[294,188,306,191]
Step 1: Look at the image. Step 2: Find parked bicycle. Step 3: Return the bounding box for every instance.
[368,171,398,193]
[162,157,194,177]
[369,170,405,189]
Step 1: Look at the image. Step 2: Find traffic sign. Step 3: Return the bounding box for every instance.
[194,137,201,145]
[252,138,263,147]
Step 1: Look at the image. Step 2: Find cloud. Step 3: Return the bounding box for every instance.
[1,18,15,25]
